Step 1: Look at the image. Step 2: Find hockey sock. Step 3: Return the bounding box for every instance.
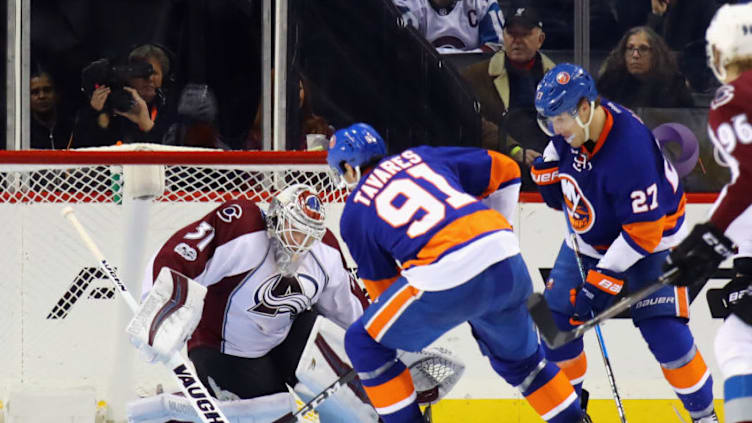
[724,373,752,423]
[639,317,715,419]
[491,345,582,423]
[541,310,587,397]
[344,319,421,423]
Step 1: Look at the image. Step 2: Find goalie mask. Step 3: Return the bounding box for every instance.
[266,184,326,274]
[705,3,752,83]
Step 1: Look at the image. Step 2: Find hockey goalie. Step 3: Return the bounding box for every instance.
[125,184,463,422]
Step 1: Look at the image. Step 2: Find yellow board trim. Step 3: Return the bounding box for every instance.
[428,399,725,422]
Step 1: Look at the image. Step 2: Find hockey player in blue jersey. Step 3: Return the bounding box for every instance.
[532,63,718,423]
[327,123,589,423]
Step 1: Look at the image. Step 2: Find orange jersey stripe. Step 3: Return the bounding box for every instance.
[402,209,511,269]
[676,286,689,318]
[623,216,666,253]
[480,151,521,198]
[557,351,588,383]
[525,370,576,417]
[365,284,421,341]
[362,275,400,299]
[664,194,687,232]
[363,367,416,409]
[662,350,708,390]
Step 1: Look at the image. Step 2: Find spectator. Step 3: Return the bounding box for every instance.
[71,43,174,147]
[163,83,226,149]
[245,73,333,151]
[597,26,694,108]
[394,0,505,52]
[646,0,721,92]
[30,67,73,149]
[461,6,553,189]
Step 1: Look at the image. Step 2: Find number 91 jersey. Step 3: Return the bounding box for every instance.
[707,70,752,256]
[340,145,522,297]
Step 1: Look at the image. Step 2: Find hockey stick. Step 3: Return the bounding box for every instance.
[274,369,357,423]
[561,214,627,423]
[62,207,229,423]
[529,267,680,349]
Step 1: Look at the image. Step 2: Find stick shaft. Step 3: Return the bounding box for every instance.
[62,207,229,423]
[563,213,627,423]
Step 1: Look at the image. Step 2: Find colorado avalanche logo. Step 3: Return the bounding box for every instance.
[298,191,323,221]
[249,274,320,317]
[560,174,595,233]
[556,71,571,85]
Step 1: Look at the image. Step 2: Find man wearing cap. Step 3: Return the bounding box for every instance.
[461,6,554,189]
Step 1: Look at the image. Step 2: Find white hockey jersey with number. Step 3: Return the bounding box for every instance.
[394,0,504,52]
[141,199,367,358]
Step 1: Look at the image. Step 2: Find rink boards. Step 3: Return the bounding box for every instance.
[0,199,730,422]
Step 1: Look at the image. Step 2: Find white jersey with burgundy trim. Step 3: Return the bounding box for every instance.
[707,69,752,257]
[394,0,504,52]
[141,199,367,359]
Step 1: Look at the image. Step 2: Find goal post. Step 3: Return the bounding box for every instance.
[0,144,350,422]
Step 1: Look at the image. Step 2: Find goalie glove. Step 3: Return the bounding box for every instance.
[530,157,563,210]
[126,267,207,364]
[664,222,735,287]
[570,268,624,325]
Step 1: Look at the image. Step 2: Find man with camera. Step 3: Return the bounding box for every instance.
[72,44,173,147]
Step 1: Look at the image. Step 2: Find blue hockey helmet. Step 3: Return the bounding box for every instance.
[327,123,387,177]
[535,63,598,118]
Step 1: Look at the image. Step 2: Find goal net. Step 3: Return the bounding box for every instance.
[0,144,349,422]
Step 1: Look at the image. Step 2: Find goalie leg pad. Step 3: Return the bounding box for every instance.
[126,392,291,423]
[295,316,380,422]
[126,267,207,364]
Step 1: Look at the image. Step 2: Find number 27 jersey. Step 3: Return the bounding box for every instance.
[340,145,522,297]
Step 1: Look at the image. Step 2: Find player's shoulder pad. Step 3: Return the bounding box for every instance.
[319,229,350,271]
[213,199,265,232]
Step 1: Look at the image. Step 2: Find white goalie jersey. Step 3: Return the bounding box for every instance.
[394,0,504,52]
[141,199,367,358]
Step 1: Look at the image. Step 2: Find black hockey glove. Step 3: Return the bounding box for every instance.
[725,258,752,325]
[664,222,735,287]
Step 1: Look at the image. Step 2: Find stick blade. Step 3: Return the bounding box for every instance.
[527,293,572,349]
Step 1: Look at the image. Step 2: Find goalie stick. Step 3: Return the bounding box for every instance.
[62,207,230,423]
[528,266,680,349]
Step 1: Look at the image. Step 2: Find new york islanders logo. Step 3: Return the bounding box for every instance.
[556,71,571,85]
[560,174,595,233]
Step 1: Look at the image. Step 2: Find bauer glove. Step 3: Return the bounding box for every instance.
[530,156,563,210]
[664,222,734,287]
[570,268,624,325]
